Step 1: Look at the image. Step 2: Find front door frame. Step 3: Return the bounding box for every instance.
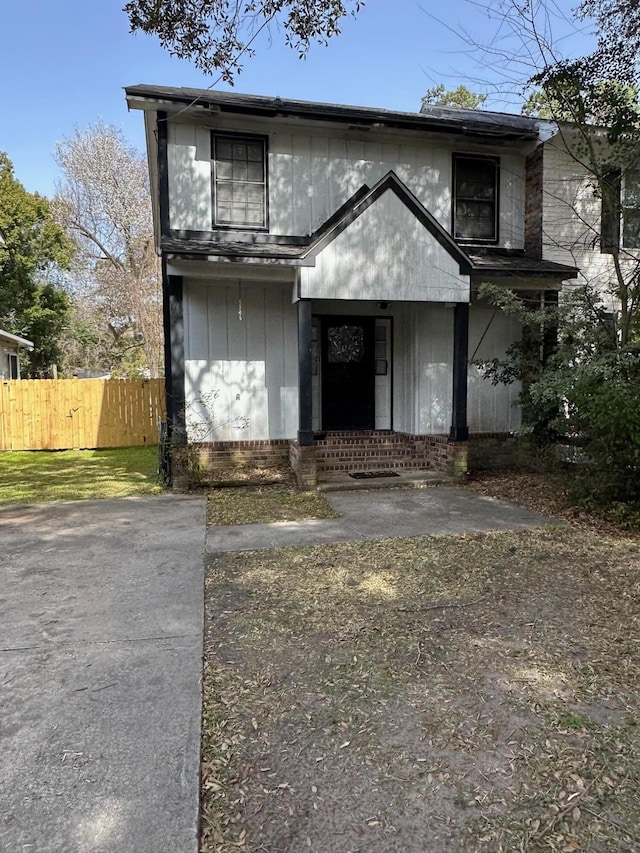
[320,314,376,431]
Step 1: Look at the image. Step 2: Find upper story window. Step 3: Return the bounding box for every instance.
[453,154,499,243]
[212,133,267,229]
[600,166,640,252]
[622,168,640,248]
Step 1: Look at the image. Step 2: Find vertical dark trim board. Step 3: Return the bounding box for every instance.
[297,299,314,446]
[449,302,470,441]
[157,111,171,239]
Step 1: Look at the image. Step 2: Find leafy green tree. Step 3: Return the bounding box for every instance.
[422,84,488,109]
[477,283,640,508]
[0,152,73,376]
[124,0,363,80]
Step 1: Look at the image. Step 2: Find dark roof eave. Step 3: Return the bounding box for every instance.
[125,85,540,141]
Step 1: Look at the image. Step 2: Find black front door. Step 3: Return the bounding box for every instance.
[321,316,375,430]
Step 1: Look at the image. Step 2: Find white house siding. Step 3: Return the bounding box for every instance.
[166,118,527,248]
[167,124,212,231]
[411,303,454,435]
[468,304,522,433]
[183,278,298,442]
[183,284,521,441]
[541,136,631,307]
[300,190,470,302]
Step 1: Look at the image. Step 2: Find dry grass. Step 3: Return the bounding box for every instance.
[206,466,337,525]
[201,526,640,852]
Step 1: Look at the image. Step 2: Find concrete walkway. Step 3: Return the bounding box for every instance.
[0,495,206,853]
[206,485,557,553]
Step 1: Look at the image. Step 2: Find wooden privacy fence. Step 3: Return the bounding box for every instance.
[0,378,166,451]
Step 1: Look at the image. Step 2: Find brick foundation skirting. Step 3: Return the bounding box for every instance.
[192,439,290,471]
[188,432,521,483]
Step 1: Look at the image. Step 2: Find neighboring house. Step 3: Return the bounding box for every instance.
[125,86,581,485]
[527,126,640,301]
[0,329,33,380]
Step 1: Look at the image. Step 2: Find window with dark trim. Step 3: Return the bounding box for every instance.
[211,133,267,229]
[622,168,640,248]
[600,166,640,252]
[8,354,18,380]
[453,154,499,242]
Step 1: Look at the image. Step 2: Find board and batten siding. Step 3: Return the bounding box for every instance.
[183,282,522,443]
[300,190,470,303]
[166,120,526,248]
[183,279,298,442]
[539,136,633,303]
[468,304,522,434]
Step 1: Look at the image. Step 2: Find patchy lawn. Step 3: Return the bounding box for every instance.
[0,446,162,504]
[207,479,337,526]
[202,527,640,852]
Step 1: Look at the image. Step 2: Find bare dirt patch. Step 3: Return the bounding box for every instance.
[201,528,640,852]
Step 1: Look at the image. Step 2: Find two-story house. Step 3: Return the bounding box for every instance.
[125,85,579,486]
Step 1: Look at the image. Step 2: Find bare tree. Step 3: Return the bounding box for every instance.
[54,122,163,377]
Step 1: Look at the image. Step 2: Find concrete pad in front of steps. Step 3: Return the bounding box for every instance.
[206,485,559,553]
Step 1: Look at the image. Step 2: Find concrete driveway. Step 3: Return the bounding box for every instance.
[0,495,206,853]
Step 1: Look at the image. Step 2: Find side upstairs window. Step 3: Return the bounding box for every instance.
[212,133,267,229]
[622,168,640,249]
[453,154,499,243]
[600,166,640,252]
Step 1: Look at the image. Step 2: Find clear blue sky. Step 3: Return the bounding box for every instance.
[1,0,595,198]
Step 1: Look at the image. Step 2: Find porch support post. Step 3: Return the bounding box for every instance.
[449,301,469,442]
[162,259,186,442]
[297,299,314,446]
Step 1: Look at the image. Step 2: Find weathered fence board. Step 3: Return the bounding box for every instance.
[0,378,166,451]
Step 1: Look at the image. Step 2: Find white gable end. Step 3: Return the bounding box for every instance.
[299,189,470,303]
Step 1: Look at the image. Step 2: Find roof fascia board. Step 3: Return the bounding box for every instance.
[125,86,539,141]
[0,330,34,349]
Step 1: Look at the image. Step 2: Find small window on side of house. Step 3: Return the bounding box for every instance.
[8,354,19,380]
[212,133,267,229]
[622,168,640,249]
[453,155,499,243]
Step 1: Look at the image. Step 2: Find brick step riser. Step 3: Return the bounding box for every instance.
[318,461,431,473]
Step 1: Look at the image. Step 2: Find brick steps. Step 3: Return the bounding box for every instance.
[315,430,429,474]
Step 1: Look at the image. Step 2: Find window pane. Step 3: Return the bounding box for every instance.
[216,184,232,202]
[233,142,247,160]
[232,161,248,181]
[216,139,233,160]
[624,169,640,207]
[216,202,232,222]
[246,204,263,224]
[232,203,247,222]
[246,184,263,204]
[217,161,233,180]
[247,143,263,161]
[247,161,263,182]
[623,210,640,248]
[455,200,495,240]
